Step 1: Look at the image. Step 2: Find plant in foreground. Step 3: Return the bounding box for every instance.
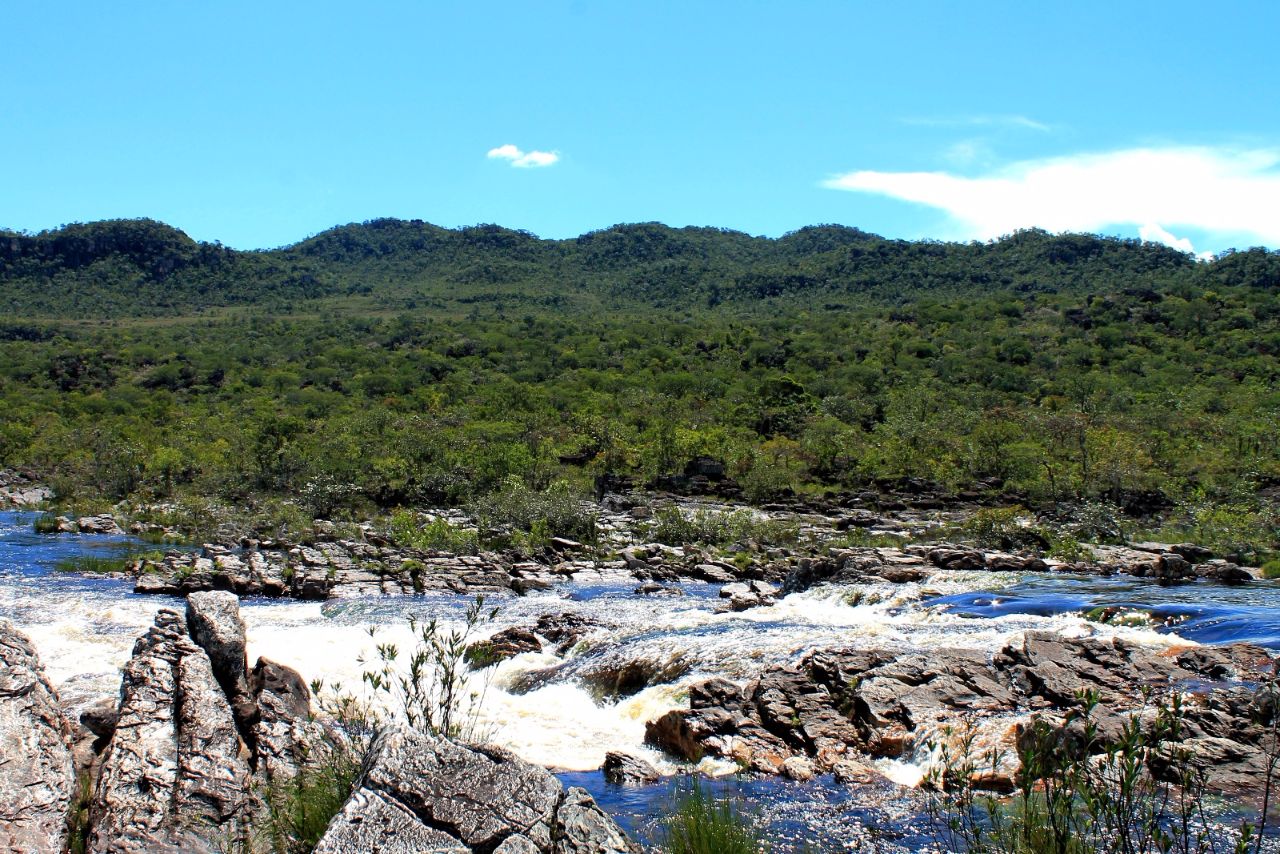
[661,778,766,854]
[359,595,499,742]
[924,683,1278,854]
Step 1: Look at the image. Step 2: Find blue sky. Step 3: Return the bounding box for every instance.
[4,1,1279,254]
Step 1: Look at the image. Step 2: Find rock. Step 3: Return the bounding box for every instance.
[649,630,1276,795]
[87,610,255,853]
[185,591,255,734]
[782,756,815,781]
[692,563,736,583]
[1195,562,1252,584]
[80,696,120,741]
[77,514,123,535]
[553,786,639,853]
[832,758,885,786]
[468,628,543,668]
[1151,553,1195,584]
[315,727,638,853]
[633,581,683,597]
[602,751,661,785]
[250,657,318,779]
[0,621,76,854]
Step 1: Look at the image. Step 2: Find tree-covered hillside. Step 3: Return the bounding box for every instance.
[9,217,1275,317]
[1,218,1278,553]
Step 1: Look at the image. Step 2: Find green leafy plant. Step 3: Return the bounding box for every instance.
[359,595,499,742]
[33,512,60,534]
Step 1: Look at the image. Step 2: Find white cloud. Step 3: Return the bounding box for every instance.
[824,146,1280,254]
[486,143,560,168]
[1138,223,1199,256]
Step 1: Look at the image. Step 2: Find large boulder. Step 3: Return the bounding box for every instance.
[315,727,638,853]
[87,610,256,853]
[0,621,77,854]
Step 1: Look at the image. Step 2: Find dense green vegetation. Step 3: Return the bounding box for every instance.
[2,218,1279,545]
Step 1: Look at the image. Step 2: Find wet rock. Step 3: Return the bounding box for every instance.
[782,756,815,781]
[602,751,661,785]
[633,581,683,597]
[315,727,638,853]
[250,657,318,779]
[692,563,736,583]
[88,609,255,853]
[832,758,887,786]
[80,696,120,741]
[0,621,76,854]
[649,630,1276,795]
[927,547,986,571]
[468,627,543,668]
[1151,553,1195,584]
[1195,562,1252,584]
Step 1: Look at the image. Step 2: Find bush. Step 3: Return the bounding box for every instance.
[360,595,499,742]
[389,511,479,554]
[258,744,361,853]
[469,478,598,547]
[33,512,60,534]
[1262,559,1280,580]
[661,779,765,854]
[647,506,799,548]
[961,506,1048,551]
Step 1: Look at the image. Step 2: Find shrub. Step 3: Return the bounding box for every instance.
[469,478,598,547]
[961,506,1048,551]
[389,511,479,554]
[1262,559,1280,580]
[258,743,361,853]
[661,779,765,854]
[360,595,499,742]
[33,512,60,534]
[647,506,799,547]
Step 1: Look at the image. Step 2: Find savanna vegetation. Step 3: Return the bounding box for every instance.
[1,218,1278,549]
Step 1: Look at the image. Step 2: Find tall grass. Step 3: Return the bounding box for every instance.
[661,779,765,854]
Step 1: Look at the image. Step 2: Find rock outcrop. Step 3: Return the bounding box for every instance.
[86,609,257,853]
[77,594,317,853]
[314,727,638,853]
[0,621,77,854]
[647,632,1276,796]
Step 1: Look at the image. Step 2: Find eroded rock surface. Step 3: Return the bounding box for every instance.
[315,727,638,853]
[647,631,1276,796]
[0,621,77,854]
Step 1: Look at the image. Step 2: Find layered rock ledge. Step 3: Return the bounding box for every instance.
[646,631,1277,796]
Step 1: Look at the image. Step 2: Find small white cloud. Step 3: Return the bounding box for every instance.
[824,146,1280,252]
[487,143,560,168]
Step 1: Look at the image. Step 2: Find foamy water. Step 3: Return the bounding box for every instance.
[0,511,1199,776]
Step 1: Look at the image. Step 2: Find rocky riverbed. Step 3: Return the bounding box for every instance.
[2,504,1278,851]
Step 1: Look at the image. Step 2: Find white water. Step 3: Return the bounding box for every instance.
[0,514,1192,777]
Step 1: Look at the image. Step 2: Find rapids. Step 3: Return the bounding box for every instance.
[2,509,1275,850]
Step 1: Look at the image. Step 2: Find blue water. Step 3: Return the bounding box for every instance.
[4,509,1279,852]
[927,571,1280,648]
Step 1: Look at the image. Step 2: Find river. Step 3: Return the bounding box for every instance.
[2,510,1276,850]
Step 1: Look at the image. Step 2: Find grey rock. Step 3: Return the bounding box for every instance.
[186,591,255,733]
[80,696,119,741]
[601,751,661,785]
[317,727,637,853]
[0,621,76,854]
[87,610,254,854]
[553,786,638,853]
[250,657,319,779]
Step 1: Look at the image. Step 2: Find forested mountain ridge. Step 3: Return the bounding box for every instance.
[6,217,1274,318]
[2,217,1279,557]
